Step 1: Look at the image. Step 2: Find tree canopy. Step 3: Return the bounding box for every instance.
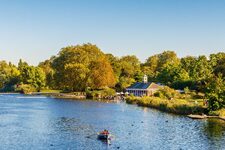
[0,43,224,111]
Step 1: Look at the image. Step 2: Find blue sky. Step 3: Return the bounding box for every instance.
[0,0,225,65]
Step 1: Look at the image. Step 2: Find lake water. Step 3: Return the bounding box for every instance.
[0,94,225,150]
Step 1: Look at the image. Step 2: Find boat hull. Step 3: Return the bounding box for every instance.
[98,134,109,140]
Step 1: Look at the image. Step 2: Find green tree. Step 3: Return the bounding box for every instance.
[143,55,159,79]
[209,52,225,67]
[144,51,180,82]
[157,51,180,71]
[206,74,225,111]
[115,55,141,90]
[38,56,56,89]
[19,60,46,90]
[0,61,20,90]
[64,63,89,91]
[214,57,225,77]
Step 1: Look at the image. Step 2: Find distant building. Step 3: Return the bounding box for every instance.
[126,75,161,97]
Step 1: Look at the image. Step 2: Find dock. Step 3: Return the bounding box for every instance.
[187,114,207,119]
[188,114,225,122]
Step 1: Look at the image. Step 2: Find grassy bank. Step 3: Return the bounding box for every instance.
[209,109,225,117]
[126,96,207,115]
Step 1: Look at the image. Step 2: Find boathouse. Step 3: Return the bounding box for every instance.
[126,75,161,97]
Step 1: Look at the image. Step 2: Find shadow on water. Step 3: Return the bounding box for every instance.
[203,119,225,140]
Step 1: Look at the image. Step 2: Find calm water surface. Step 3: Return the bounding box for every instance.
[0,94,225,150]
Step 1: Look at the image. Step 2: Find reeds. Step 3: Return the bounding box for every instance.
[126,96,206,115]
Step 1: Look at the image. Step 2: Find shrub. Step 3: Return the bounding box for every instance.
[15,84,36,94]
[86,88,116,99]
[154,86,181,99]
[209,109,225,117]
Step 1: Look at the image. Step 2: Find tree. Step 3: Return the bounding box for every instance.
[214,57,225,77]
[181,56,197,77]
[105,54,121,82]
[119,55,141,77]
[0,61,20,90]
[206,74,225,111]
[209,52,225,67]
[157,51,180,71]
[64,63,89,91]
[144,51,180,82]
[52,43,115,91]
[157,64,190,86]
[19,61,46,90]
[192,56,213,81]
[38,56,56,89]
[143,55,159,79]
[180,55,213,91]
[115,55,141,90]
[89,58,116,89]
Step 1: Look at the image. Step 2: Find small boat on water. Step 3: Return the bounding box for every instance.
[98,130,111,140]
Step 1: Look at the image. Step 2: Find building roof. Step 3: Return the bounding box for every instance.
[127,82,152,89]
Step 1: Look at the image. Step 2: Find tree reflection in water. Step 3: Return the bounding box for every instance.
[203,119,225,140]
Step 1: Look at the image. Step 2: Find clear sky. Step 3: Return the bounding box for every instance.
[0,0,225,65]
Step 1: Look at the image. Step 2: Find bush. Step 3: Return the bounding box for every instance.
[208,109,225,117]
[15,84,36,94]
[154,86,181,99]
[86,88,116,99]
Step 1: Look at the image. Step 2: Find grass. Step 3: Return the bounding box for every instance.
[126,96,207,115]
[208,109,225,117]
[40,89,62,93]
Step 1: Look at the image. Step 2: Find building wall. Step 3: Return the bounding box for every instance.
[126,88,159,97]
[126,82,161,97]
[126,89,147,97]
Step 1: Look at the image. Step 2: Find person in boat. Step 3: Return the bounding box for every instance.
[101,129,109,135]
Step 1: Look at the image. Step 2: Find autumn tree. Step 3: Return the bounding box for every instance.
[89,58,116,89]
[52,43,115,91]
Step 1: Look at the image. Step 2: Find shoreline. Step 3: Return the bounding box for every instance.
[31,92,119,102]
[31,92,87,100]
[187,114,225,122]
[125,96,225,121]
[0,92,20,94]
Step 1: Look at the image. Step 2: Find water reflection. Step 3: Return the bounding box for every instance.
[203,119,225,139]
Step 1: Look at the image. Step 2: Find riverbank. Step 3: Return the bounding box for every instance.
[31,92,87,99]
[126,96,207,115]
[31,91,120,102]
[187,114,225,122]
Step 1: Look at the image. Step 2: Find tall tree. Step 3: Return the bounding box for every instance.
[89,58,116,89]
[0,61,20,89]
[38,56,56,89]
[19,60,46,90]
[206,74,225,111]
[52,43,115,91]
